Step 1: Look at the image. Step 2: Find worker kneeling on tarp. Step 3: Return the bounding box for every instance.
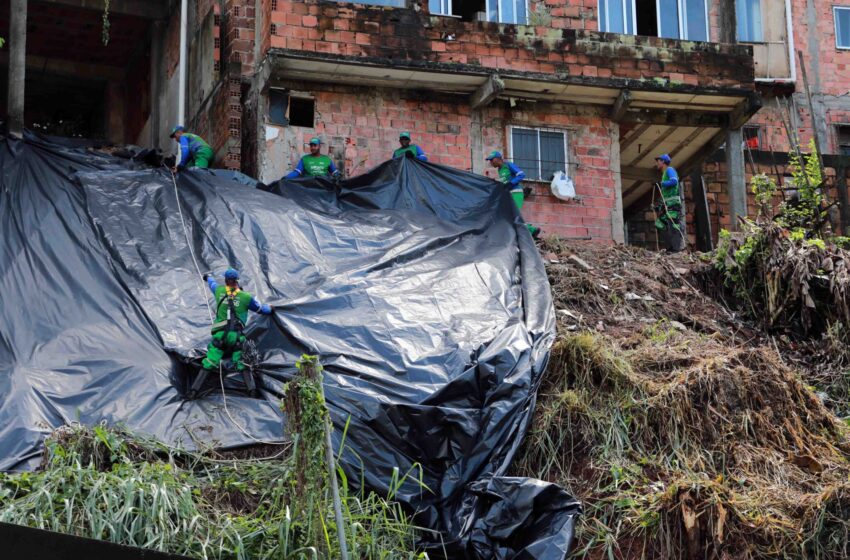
[188,268,272,399]
[170,125,215,171]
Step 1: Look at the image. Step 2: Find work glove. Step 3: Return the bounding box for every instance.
[260,304,272,315]
[202,273,210,281]
[404,150,415,159]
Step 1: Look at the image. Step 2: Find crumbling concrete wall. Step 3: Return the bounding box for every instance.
[268,1,754,88]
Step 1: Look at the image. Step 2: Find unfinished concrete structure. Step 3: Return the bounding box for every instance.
[0,0,246,166]
[3,0,768,242]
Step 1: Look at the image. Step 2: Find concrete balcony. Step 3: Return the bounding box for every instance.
[267,2,756,106]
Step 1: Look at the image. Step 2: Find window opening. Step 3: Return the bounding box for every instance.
[836,125,850,156]
[743,126,761,149]
[509,127,568,181]
[836,7,850,49]
[600,0,706,40]
[288,97,315,128]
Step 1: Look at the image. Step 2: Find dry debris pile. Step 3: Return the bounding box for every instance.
[514,238,850,559]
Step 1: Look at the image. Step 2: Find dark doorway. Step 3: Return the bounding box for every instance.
[636,0,658,37]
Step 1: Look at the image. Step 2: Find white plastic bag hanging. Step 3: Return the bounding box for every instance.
[550,171,575,201]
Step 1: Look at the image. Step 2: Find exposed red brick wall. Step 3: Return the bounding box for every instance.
[480,104,618,240]
[193,0,260,170]
[263,85,618,239]
[267,1,753,88]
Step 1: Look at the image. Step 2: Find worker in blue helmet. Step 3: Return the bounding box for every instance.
[486,150,540,238]
[170,125,215,172]
[653,154,685,252]
[187,268,272,399]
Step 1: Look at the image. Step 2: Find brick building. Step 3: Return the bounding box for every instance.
[1,0,787,243]
[628,0,850,249]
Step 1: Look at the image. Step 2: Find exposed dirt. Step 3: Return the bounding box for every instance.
[514,238,850,560]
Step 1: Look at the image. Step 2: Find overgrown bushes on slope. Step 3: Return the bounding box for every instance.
[517,330,850,559]
[515,239,850,559]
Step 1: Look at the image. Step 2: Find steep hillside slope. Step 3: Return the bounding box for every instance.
[513,239,850,559]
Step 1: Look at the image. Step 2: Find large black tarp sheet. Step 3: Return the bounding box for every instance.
[0,134,580,558]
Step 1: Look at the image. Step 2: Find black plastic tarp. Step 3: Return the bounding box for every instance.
[0,134,580,558]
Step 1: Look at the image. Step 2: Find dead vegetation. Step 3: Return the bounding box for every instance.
[514,238,850,559]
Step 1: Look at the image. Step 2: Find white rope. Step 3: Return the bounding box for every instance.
[219,362,288,447]
[167,167,287,446]
[168,167,214,325]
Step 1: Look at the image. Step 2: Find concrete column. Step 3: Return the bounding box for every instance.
[725,128,747,229]
[178,0,188,125]
[149,21,164,149]
[610,123,625,243]
[7,0,28,138]
[470,109,484,175]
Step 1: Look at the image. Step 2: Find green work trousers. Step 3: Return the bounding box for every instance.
[511,191,539,235]
[191,146,215,169]
[202,329,246,371]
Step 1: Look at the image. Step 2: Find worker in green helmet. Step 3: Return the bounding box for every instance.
[170,125,215,171]
[393,132,427,161]
[653,154,685,253]
[486,150,541,238]
[187,268,273,399]
[285,137,341,179]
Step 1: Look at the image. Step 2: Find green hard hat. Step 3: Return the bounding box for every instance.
[309,137,321,145]
[399,132,411,139]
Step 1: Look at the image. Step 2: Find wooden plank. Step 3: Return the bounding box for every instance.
[627,126,672,167]
[619,123,652,152]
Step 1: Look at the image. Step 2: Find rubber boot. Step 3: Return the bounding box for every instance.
[187,368,211,400]
[242,368,259,398]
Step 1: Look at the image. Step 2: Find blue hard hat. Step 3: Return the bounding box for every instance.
[655,154,671,164]
[224,268,240,281]
[170,125,185,138]
[485,150,503,160]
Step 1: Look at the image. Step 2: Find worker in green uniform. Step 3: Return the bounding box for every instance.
[187,268,273,399]
[170,125,215,171]
[285,137,341,179]
[653,153,685,253]
[486,150,541,238]
[393,132,427,161]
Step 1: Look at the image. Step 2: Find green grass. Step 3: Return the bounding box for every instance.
[0,423,426,559]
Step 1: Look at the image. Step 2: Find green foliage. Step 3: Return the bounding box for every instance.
[751,173,778,218]
[0,424,422,559]
[779,140,826,234]
[284,356,329,499]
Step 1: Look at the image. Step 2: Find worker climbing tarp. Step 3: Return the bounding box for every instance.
[0,133,579,559]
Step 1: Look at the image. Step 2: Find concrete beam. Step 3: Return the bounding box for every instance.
[34,0,168,19]
[621,109,729,128]
[0,52,125,81]
[609,90,632,123]
[7,0,26,137]
[469,74,504,110]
